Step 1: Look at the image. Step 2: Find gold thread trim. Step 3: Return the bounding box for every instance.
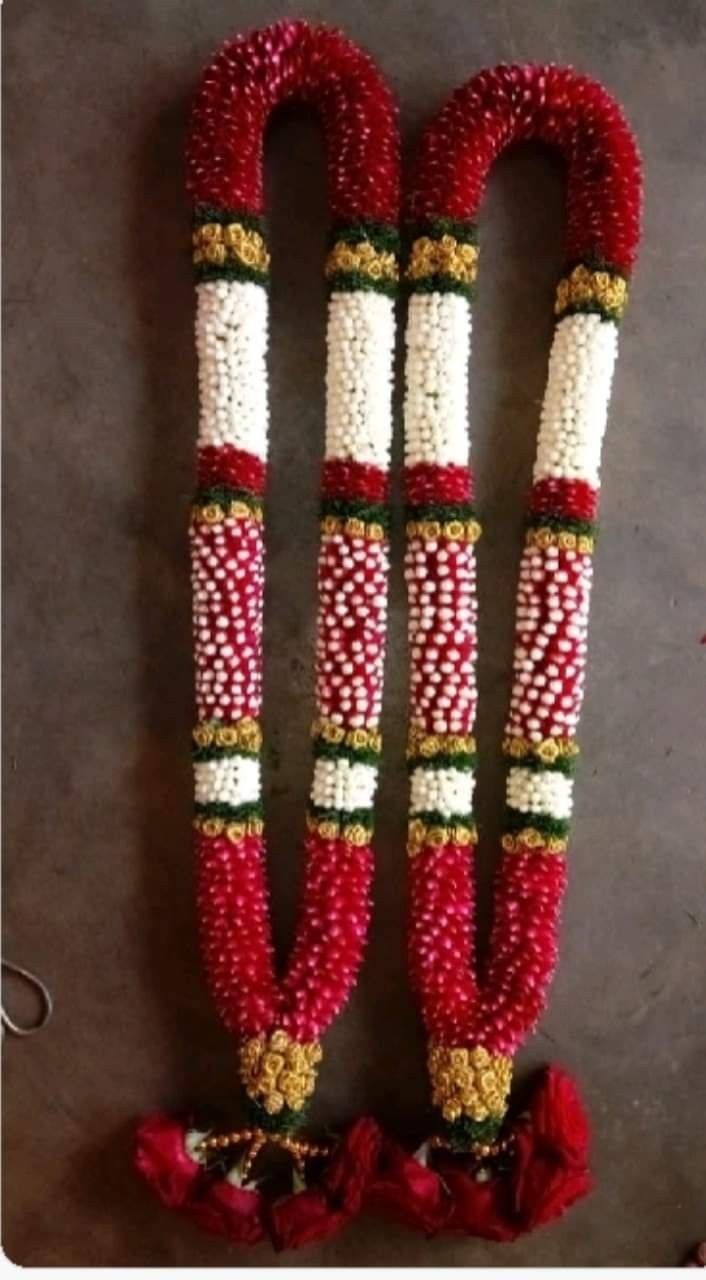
[407,727,476,760]
[501,829,568,855]
[239,1031,322,1116]
[306,814,372,846]
[191,499,263,525]
[406,234,479,286]
[194,814,264,841]
[428,1044,512,1123]
[407,818,477,856]
[406,518,482,543]
[555,264,628,319]
[193,222,270,272]
[193,718,262,752]
[312,718,382,755]
[526,526,594,553]
[502,735,579,765]
[320,515,386,541]
[325,239,398,282]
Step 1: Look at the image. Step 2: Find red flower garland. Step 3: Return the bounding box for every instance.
[378,63,642,1237]
[136,19,399,1249]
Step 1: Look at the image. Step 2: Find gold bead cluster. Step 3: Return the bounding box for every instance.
[406,234,479,287]
[193,221,270,273]
[193,717,262,753]
[239,1030,322,1115]
[406,517,482,543]
[555,263,628,320]
[503,735,579,766]
[501,828,568,855]
[312,718,382,756]
[407,817,477,856]
[325,239,398,283]
[428,1044,512,1123]
[526,525,594,554]
[407,727,476,761]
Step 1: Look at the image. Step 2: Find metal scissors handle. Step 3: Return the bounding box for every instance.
[1,958,53,1037]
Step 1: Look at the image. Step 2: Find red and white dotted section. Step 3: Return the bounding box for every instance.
[315,532,389,729]
[505,542,592,742]
[190,515,265,723]
[406,535,478,736]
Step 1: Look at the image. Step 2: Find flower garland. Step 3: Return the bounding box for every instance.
[135,20,399,1250]
[370,63,642,1239]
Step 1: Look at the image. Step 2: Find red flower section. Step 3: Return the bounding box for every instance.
[269,1117,382,1251]
[187,20,399,223]
[410,63,641,273]
[471,852,568,1056]
[281,834,374,1042]
[197,444,266,496]
[134,1113,204,1209]
[370,1066,591,1240]
[409,844,477,1042]
[322,458,389,503]
[197,832,280,1037]
[405,462,473,506]
[185,1178,266,1245]
[528,477,599,524]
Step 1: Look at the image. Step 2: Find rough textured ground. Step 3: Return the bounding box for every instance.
[3,0,705,1266]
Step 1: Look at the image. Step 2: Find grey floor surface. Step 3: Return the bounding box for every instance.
[3,0,705,1266]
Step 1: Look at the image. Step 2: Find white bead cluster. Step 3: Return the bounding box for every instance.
[406,536,478,736]
[311,757,378,811]
[404,292,471,467]
[191,516,264,721]
[316,533,389,729]
[506,766,573,820]
[194,755,261,807]
[325,291,395,466]
[410,766,475,818]
[534,313,618,487]
[506,544,592,743]
[196,281,269,458]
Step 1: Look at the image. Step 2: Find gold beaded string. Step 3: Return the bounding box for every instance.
[195,1127,331,1180]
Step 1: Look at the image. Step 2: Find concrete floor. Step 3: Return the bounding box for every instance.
[3,0,705,1266]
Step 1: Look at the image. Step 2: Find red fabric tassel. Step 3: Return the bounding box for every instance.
[134,1112,381,1252]
[369,1066,592,1240]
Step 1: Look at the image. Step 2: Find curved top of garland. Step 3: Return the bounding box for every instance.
[186,19,399,225]
[409,63,642,273]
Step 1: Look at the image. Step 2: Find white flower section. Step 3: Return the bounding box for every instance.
[404,292,471,467]
[311,757,378,811]
[410,766,475,818]
[506,767,573,820]
[194,756,261,807]
[196,280,269,457]
[534,313,618,487]
[325,291,395,467]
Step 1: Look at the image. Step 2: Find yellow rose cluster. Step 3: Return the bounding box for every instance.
[239,1030,323,1115]
[428,1043,512,1123]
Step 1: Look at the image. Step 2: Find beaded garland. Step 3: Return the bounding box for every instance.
[374,63,642,1238]
[135,20,399,1249]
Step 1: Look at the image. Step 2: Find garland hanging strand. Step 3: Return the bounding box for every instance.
[135,21,400,1250]
[371,64,642,1240]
